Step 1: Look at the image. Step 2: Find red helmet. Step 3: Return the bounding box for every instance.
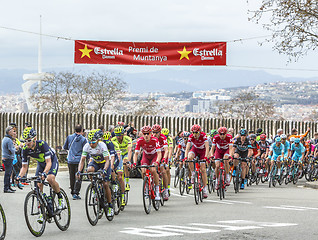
[260,134,266,140]
[191,124,201,133]
[117,122,125,126]
[141,126,152,134]
[218,127,227,134]
[152,124,162,132]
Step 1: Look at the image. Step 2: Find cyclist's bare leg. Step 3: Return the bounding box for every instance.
[102,181,112,203]
[150,167,159,185]
[200,162,207,187]
[117,172,125,194]
[47,175,60,194]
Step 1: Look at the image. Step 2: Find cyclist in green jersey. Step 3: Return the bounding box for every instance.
[161,128,173,192]
[111,126,132,191]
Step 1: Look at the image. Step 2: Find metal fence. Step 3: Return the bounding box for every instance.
[1,112,317,155]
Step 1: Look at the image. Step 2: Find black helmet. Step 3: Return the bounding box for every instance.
[240,129,248,136]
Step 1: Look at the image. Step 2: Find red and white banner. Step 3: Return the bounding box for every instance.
[74,40,226,66]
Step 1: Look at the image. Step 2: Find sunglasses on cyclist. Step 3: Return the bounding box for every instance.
[219,133,225,136]
[143,133,150,135]
[193,132,200,134]
[25,138,35,143]
[89,141,97,144]
[152,132,160,134]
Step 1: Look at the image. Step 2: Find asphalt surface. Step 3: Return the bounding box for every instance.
[0,169,317,240]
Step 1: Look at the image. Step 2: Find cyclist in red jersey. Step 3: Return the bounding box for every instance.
[184,124,209,198]
[151,124,169,201]
[133,126,162,201]
[210,127,234,188]
[249,134,261,177]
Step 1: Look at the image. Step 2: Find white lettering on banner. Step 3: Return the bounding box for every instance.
[94,47,123,56]
[193,48,223,57]
[133,55,167,62]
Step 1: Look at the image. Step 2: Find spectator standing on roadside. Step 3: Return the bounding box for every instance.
[63,124,87,200]
[2,126,18,193]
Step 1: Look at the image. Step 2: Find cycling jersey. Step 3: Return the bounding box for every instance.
[258,140,270,154]
[166,136,173,148]
[188,132,208,150]
[233,137,251,152]
[178,139,187,152]
[212,134,233,150]
[22,140,59,176]
[291,143,305,155]
[281,141,290,156]
[250,141,260,156]
[82,142,109,163]
[111,135,132,156]
[155,134,168,152]
[135,136,161,155]
[270,143,284,155]
[22,140,57,164]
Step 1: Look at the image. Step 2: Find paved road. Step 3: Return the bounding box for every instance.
[1,169,317,240]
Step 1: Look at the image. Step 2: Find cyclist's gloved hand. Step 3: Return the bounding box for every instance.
[76,171,81,179]
[41,172,47,180]
[132,163,136,169]
[102,169,108,176]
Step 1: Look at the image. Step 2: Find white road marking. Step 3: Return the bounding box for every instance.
[191,223,262,231]
[218,220,298,228]
[120,228,181,237]
[146,225,220,234]
[204,199,233,205]
[221,200,252,204]
[263,206,306,211]
[169,192,188,198]
[281,205,318,211]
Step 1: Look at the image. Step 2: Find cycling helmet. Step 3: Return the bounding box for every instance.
[290,137,295,142]
[250,134,257,140]
[103,131,112,141]
[191,124,201,132]
[260,134,266,141]
[152,124,162,133]
[88,129,103,141]
[256,128,263,134]
[22,127,37,140]
[281,134,287,139]
[294,138,300,143]
[218,127,227,134]
[141,126,152,134]
[240,129,247,136]
[210,129,218,136]
[114,126,124,136]
[161,128,169,136]
[275,137,282,142]
[183,131,190,138]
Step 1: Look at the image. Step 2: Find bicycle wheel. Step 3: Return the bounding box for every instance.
[143,177,151,214]
[234,172,240,193]
[174,166,180,188]
[0,204,6,240]
[159,178,164,206]
[199,173,203,202]
[193,173,200,205]
[293,172,299,184]
[218,172,223,200]
[52,188,71,231]
[113,181,122,215]
[179,169,185,195]
[208,169,214,194]
[105,185,115,222]
[24,191,46,237]
[85,183,100,226]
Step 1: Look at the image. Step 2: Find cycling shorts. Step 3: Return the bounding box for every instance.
[189,146,206,160]
[272,154,283,162]
[234,150,248,160]
[214,148,230,160]
[141,152,158,166]
[180,151,185,160]
[292,153,302,163]
[36,157,59,177]
[88,161,111,181]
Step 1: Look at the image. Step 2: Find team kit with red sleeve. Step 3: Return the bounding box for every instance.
[212,134,234,159]
[188,132,209,159]
[135,136,161,165]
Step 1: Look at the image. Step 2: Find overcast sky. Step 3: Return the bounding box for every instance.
[1,0,318,78]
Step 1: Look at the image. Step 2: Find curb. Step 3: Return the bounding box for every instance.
[0,166,69,175]
[304,182,318,189]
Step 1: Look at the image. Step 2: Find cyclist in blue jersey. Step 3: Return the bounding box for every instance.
[268,137,284,177]
[289,138,305,176]
[17,127,65,210]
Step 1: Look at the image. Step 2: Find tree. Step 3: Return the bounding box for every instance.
[216,90,275,120]
[31,71,126,114]
[248,0,318,61]
[132,96,163,116]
